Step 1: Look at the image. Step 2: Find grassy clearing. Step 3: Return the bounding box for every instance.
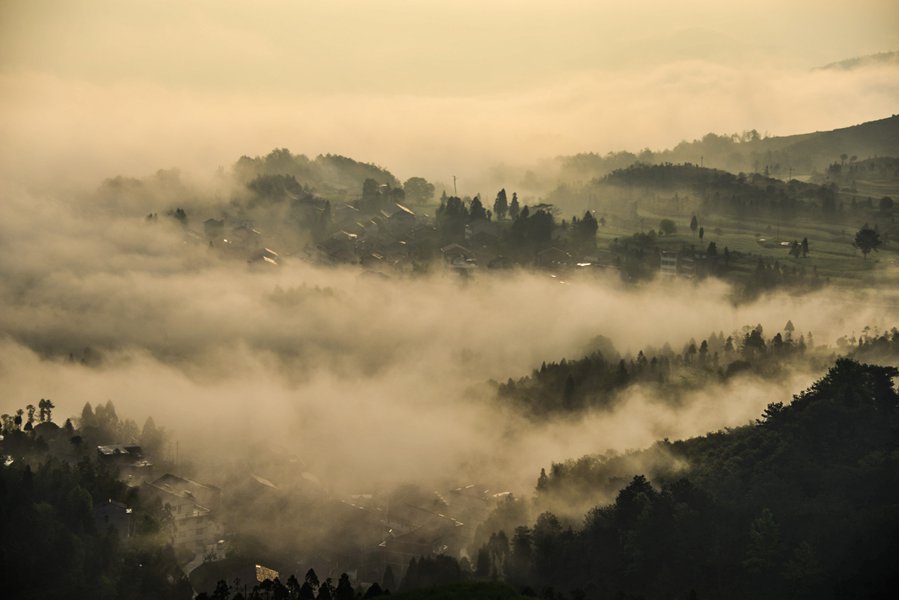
[607,205,897,287]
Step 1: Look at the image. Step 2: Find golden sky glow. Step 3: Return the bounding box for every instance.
[1,0,897,186]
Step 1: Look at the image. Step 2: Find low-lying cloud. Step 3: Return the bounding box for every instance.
[1,181,896,494]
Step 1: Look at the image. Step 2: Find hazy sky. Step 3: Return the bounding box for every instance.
[1,0,897,186]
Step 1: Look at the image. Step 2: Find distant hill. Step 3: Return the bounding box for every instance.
[817,50,899,71]
[234,148,400,201]
[544,161,844,224]
[555,115,899,184]
[755,114,899,173]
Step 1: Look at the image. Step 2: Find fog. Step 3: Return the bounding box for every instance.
[1,2,899,579]
[2,177,896,497]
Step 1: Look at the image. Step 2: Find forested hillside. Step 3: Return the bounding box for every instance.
[498,324,898,418]
[477,359,899,599]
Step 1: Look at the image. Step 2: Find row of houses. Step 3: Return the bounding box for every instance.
[95,443,225,556]
[318,202,619,277]
[195,203,706,281]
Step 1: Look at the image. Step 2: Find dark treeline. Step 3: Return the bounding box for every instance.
[497,323,899,418]
[477,359,899,599]
[0,455,189,599]
[819,156,899,191]
[197,566,529,600]
[544,161,896,235]
[196,568,361,600]
[434,189,599,260]
[601,164,848,222]
[0,400,185,599]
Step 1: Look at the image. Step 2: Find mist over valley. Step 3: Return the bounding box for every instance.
[2,2,898,599]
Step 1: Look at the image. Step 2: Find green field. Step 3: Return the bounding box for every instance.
[598,204,897,288]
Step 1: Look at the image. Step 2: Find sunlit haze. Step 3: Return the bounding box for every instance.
[1,0,897,188]
[2,2,899,597]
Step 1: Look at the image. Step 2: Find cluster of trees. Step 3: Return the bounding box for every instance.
[435,193,496,233]
[0,398,55,434]
[77,400,168,458]
[243,174,332,240]
[853,224,882,259]
[1,399,165,463]
[402,177,436,204]
[482,359,899,599]
[198,567,389,600]
[743,256,825,298]
[846,326,899,361]
[606,222,827,295]
[496,322,824,417]
[787,238,810,258]
[821,156,899,194]
[233,149,399,198]
[0,439,189,599]
[553,129,777,185]
[434,189,601,259]
[234,148,436,211]
[602,164,839,221]
[360,177,407,212]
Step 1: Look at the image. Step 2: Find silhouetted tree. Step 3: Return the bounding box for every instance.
[509,193,521,220]
[853,224,882,259]
[304,569,320,591]
[403,177,435,203]
[170,207,188,225]
[659,219,677,235]
[475,547,491,578]
[507,526,533,585]
[494,189,509,220]
[470,196,488,220]
[287,575,301,597]
[382,565,396,591]
[573,211,598,246]
[299,581,316,600]
[38,398,55,423]
[334,573,354,600]
[317,577,333,600]
[81,402,94,427]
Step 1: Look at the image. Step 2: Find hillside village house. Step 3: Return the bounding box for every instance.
[143,473,225,553]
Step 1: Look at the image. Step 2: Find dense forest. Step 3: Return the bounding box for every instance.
[0,450,190,599]
[497,324,899,418]
[477,359,899,599]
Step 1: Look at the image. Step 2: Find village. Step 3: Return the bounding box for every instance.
[187,181,718,283]
[0,401,515,595]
